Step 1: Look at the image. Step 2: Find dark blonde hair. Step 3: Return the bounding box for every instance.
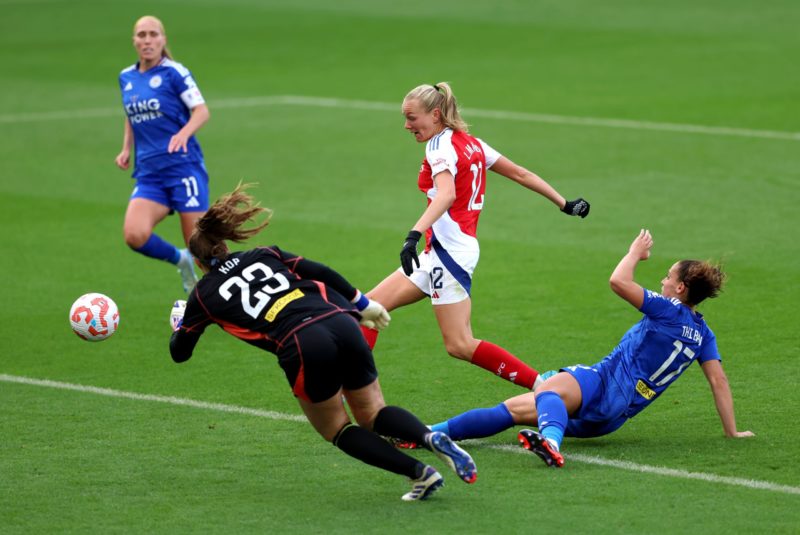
[133,15,173,60]
[189,183,272,267]
[676,260,726,306]
[403,82,469,132]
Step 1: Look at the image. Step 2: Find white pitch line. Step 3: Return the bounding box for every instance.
[1,94,798,141]
[2,372,798,497]
[489,444,800,496]
[0,373,305,423]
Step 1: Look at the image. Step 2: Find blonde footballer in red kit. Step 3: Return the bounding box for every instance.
[362,82,591,390]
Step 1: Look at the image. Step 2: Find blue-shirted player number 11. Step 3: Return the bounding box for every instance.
[182,176,199,198]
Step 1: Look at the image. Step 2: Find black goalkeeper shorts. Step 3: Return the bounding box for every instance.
[277,313,378,403]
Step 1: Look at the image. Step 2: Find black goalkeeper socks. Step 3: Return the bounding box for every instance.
[372,405,430,445]
[333,424,424,479]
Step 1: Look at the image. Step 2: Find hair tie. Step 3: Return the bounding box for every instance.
[432,84,440,91]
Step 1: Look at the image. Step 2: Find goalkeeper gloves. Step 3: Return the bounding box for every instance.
[351,290,391,330]
[170,300,186,332]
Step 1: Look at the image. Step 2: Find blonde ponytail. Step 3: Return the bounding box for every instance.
[403,82,468,132]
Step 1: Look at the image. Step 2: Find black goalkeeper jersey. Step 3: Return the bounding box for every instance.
[170,246,360,362]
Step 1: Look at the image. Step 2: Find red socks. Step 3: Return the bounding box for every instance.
[361,326,536,389]
[360,325,379,349]
[470,340,538,388]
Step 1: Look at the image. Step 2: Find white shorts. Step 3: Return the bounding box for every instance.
[404,247,478,305]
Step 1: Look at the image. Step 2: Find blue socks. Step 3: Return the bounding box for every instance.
[430,394,569,449]
[429,421,450,435]
[133,234,181,264]
[535,391,567,450]
[432,403,515,441]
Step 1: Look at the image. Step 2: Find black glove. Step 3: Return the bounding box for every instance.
[561,198,590,218]
[400,230,422,276]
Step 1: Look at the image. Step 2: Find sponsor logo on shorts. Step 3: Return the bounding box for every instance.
[636,379,656,400]
[264,289,304,322]
[185,196,200,208]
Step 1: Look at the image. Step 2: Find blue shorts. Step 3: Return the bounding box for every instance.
[131,162,209,213]
[562,364,629,438]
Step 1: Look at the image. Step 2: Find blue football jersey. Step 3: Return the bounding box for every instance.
[598,288,720,418]
[119,58,206,177]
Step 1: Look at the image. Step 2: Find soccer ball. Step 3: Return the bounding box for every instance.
[170,300,187,331]
[69,293,119,341]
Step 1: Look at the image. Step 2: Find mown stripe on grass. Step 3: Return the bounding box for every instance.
[1,95,798,141]
[3,372,797,496]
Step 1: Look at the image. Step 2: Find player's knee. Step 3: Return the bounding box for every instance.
[444,340,473,361]
[353,412,378,430]
[123,227,150,249]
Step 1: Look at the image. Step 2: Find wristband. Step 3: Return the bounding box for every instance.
[352,290,370,311]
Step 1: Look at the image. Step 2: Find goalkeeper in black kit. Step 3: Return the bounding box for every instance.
[169,183,477,501]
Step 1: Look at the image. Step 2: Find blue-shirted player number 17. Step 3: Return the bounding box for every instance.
[650,340,695,387]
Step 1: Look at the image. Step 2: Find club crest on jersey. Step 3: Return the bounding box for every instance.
[149,75,162,88]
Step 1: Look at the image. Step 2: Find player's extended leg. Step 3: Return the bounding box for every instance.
[433,299,540,388]
[430,391,540,440]
[519,372,581,468]
[124,198,196,293]
[345,380,477,486]
[361,271,427,348]
[300,385,441,500]
[298,389,431,483]
[123,197,173,257]
[178,210,204,247]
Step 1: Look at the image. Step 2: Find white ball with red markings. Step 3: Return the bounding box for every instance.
[170,300,186,331]
[69,293,119,341]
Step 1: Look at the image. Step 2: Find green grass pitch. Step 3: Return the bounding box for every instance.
[1,1,799,533]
